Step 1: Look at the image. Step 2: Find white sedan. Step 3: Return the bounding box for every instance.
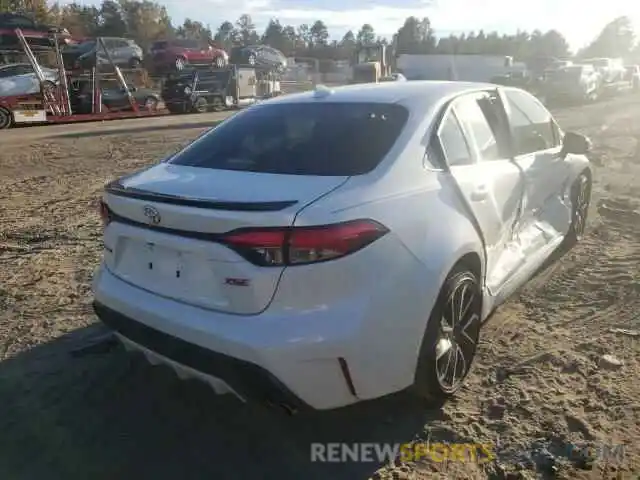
[92,81,592,411]
[0,63,58,97]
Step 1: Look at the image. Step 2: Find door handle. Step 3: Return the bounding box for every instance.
[470,185,488,201]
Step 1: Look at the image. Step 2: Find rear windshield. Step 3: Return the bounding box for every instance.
[168,102,409,176]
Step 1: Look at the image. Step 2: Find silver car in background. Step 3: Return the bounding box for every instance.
[0,63,58,97]
[542,64,600,103]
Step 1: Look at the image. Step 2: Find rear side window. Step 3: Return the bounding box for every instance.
[169,102,409,176]
[453,95,500,161]
[437,111,473,166]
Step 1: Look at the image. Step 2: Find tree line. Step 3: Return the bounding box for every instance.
[3,0,640,63]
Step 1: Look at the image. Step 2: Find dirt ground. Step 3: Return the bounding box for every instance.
[0,98,638,480]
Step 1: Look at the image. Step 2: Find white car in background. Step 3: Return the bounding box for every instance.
[92,82,592,412]
[0,63,58,97]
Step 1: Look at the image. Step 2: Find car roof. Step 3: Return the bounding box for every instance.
[266,81,498,111]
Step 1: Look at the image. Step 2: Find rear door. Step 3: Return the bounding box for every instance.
[503,88,569,240]
[436,91,525,291]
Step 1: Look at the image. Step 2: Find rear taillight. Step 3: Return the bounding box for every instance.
[221,219,389,266]
[98,199,112,227]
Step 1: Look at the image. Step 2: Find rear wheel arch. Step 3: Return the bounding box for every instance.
[439,250,485,310]
[412,257,483,401]
[455,251,483,283]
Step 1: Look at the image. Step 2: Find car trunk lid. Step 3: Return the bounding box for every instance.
[102,164,348,314]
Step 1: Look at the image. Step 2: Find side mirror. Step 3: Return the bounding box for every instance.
[561,131,591,157]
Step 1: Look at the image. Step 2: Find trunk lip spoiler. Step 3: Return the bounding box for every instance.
[105,180,298,212]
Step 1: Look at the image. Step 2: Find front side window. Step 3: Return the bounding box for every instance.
[505,89,558,155]
[169,102,409,176]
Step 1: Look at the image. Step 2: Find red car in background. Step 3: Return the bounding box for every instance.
[150,39,228,72]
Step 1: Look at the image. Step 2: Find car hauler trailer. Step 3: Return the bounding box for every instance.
[0,29,167,129]
[162,63,282,114]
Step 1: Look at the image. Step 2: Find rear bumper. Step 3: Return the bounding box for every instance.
[92,241,438,410]
[94,301,312,411]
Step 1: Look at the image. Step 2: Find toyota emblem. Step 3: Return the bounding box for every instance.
[143,205,161,224]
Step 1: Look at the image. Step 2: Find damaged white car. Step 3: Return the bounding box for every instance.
[92,82,592,412]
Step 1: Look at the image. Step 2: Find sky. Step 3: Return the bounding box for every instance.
[56,0,640,51]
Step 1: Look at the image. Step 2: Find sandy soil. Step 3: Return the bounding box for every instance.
[0,98,638,480]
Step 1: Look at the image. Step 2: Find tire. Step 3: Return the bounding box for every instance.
[213,55,226,68]
[412,266,482,401]
[175,56,186,71]
[129,57,141,68]
[211,96,225,112]
[143,96,158,111]
[191,96,208,113]
[247,53,257,66]
[0,107,12,129]
[563,171,591,247]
